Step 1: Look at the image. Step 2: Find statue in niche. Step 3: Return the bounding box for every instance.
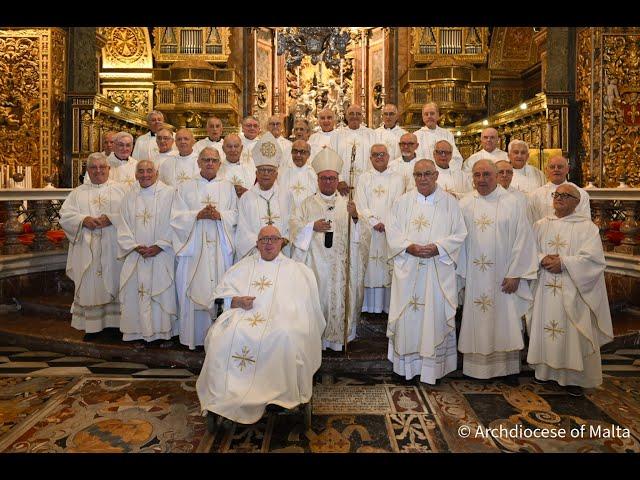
[604,74,620,111]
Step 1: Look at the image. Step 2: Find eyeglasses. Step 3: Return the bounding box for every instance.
[200,157,220,163]
[434,150,452,156]
[292,149,310,155]
[258,236,282,244]
[497,169,513,175]
[319,176,339,182]
[472,172,494,178]
[156,136,173,141]
[87,165,108,170]
[548,164,567,170]
[115,142,132,147]
[382,112,397,116]
[413,171,436,178]
[399,142,416,147]
[551,192,579,201]
[371,152,388,158]
[257,168,277,174]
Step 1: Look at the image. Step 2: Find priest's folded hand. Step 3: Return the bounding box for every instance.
[406,244,427,257]
[501,277,520,294]
[82,216,101,230]
[234,185,248,197]
[313,219,332,232]
[142,245,163,258]
[337,181,350,196]
[97,215,112,227]
[231,296,256,310]
[373,222,385,232]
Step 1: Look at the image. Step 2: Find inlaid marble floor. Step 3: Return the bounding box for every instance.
[1,343,639,453]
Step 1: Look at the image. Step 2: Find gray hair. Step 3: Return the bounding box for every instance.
[198,147,221,160]
[147,110,164,122]
[86,152,108,168]
[114,131,133,144]
[507,139,529,154]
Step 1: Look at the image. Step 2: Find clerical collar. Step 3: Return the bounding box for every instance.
[179,151,194,158]
[115,155,129,163]
[319,192,337,201]
[140,182,158,195]
[416,188,436,203]
[208,137,221,142]
[373,168,387,175]
[90,181,107,188]
[384,124,397,130]
[150,132,156,137]
[436,164,450,172]
[257,253,283,264]
[402,154,416,163]
[258,185,275,198]
[479,185,501,200]
[199,174,217,183]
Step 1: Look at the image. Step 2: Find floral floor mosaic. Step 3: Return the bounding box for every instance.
[1,343,639,453]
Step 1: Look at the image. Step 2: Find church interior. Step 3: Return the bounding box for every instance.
[0,26,640,454]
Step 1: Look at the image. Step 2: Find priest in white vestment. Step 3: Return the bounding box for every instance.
[290,148,371,351]
[433,140,472,198]
[266,115,293,169]
[388,132,420,193]
[196,226,324,424]
[278,140,317,209]
[218,134,256,198]
[309,108,338,159]
[507,139,545,193]
[415,102,463,170]
[495,160,528,211]
[528,155,591,224]
[132,110,177,161]
[355,144,404,313]
[458,160,538,379]
[235,132,293,260]
[60,153,126,335]
[330,104,376,196]
[151,128,177,170]
[462,127,508,173]
[158,128,200,187]
[292,118,312,142]
[387,160,468,384]
[194,116,226,162]
[117,161,178,344]
[526,184,613,395]
[374,104,408,161]
[239,115,260,163]
[92,131,137,189]
[171,148,238,350]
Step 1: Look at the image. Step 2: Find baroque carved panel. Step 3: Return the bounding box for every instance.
[100,27,153,69]
[488,27,538,71]
[104,89,150,115]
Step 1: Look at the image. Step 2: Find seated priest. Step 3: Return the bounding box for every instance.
[196,225,325,425]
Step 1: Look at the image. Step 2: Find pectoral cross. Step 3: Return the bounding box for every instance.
[474,214,494,232]
[91,194,107,209]
[373,185,387,198]
[547,234,567,255]
[136,207,153,226]
[176,171,191,184]
[201,194,217,208]
[290,181,306,196]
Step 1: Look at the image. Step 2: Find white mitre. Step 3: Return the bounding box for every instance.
[311,147,343,174]
[252,132,281,168]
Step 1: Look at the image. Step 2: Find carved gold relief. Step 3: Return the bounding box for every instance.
[0,28,66,187]
[101,27,152,69]
[411,27,488,65]
[104,89,150,115]
[488,27,538,71]
[577,28,593,184]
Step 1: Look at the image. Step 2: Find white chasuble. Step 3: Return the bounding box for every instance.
[290,193,371,350]
[235,184,293,261]
[278,164,317,209]
[218,161,256,191]
[388,157,419,193]
[386,187,467,383]
[171,176,238,349]
[527,181,591,224]
[330,126,376,186]
[158,152,199,187]
[458,186,538,378]
[105,154,138,190]
[118,181,177,342]
[375,124,408,160]
[414,126,464,171]
[511,165,545,193]
[435,166,473,199]
[355,168,405,313]
[309,130,335,159]
[526,214,613,388]
[196,253,325,424]
[59,181,126,332]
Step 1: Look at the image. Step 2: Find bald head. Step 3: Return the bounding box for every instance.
[546,155,570,185]
[222,134,243,163]
[495,160,514,189]
[346,105,363,130]
[480,128,499,153]
[399,132,419,159]
[175,128,195,156]
[553,183,581,218]
[382,103,399,128]
[472,159,498,196]
[318,108,336,132]
[256,225,284,261]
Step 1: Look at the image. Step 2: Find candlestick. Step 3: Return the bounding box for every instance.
[381,28,385,105]
[254,28,258,91]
